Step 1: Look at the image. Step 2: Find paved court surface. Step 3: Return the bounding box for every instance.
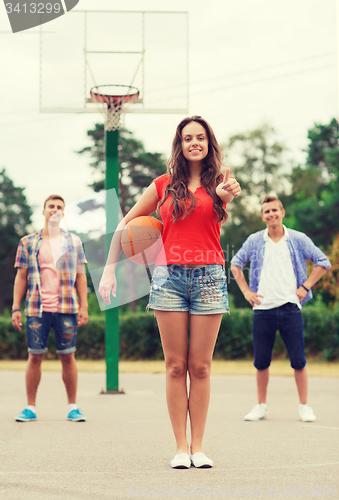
[0,370,338,499]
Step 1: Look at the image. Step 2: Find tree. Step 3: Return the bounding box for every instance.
[77,124,167,311]
[0,169,32,312]
[312,234,339,306]
[77,124,167,216]
[224,124,289,202]
[221,124,290,307]
[306,118,339,178]
[283,118,339,248]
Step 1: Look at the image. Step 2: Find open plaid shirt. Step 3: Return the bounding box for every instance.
[230,226,331,307]
[15,229,87,317]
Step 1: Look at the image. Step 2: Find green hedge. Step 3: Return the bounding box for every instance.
[1,306,339,361]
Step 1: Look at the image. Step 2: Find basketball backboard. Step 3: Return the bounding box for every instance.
[39,10,189,116]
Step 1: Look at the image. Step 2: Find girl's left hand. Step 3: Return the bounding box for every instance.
[217,167,241,197]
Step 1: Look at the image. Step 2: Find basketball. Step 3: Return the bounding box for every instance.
[121,216,163,265]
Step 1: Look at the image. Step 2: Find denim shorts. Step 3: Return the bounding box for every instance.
[26,312,78,355]
[147,264,229,315]
[253,302,306,370]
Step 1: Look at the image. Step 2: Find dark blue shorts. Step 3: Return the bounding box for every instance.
[253,302,306,370]
[26,312,78,355]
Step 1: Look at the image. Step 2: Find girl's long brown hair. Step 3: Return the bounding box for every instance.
[157,115,228,223]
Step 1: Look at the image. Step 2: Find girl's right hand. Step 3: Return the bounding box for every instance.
[99,271,117,305]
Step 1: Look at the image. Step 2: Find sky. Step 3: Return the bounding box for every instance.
[1,0,338,232]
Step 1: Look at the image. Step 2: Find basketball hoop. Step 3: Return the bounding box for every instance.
[88,85,140,132]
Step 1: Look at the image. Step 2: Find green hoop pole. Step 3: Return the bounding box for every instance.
[105,129,120,393]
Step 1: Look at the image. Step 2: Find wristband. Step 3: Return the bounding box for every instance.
[301,284,309,292]
[12,308,21,313]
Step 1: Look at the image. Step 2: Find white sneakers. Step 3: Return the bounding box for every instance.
[170,453,191,469]
[171,451,213,469]
[244,403,317,422]
[244,403,268,421]
[190,452,213,468]
[298,404,317,422]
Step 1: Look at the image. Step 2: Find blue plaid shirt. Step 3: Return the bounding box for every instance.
[230,226,331,307]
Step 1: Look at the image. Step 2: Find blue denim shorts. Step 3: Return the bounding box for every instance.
[26,313,78,355]
[147,264,229,315]
[253,302,306,370]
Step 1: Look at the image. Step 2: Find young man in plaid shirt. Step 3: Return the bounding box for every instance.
[12,195,88,422]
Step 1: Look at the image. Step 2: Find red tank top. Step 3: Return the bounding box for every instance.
[153,174,226,266]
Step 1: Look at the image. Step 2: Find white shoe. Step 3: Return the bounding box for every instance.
[244,403,268,421]
[190,452,213,468]
[299,404,316,422]
[170,453,191,469]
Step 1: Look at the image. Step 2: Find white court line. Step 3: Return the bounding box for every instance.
[1,463,339,474]
[249,462,339,470]
[222,422,339,431]
[124,391,157,396]
[130,420,168,423]
[0,472,117,475]
[302,425,339,430]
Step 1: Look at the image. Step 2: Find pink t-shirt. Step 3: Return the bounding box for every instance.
[38,237,61,312]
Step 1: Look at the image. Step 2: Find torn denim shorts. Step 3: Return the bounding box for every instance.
[147,264,229,315]
[26,312,78,355]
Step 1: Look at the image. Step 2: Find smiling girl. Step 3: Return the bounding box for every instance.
[99,116,241,468]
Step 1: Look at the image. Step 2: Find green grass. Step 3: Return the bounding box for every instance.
[0,359,338,377]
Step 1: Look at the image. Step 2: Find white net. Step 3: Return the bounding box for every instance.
[103,100,124,132]
[89,85,139,132]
